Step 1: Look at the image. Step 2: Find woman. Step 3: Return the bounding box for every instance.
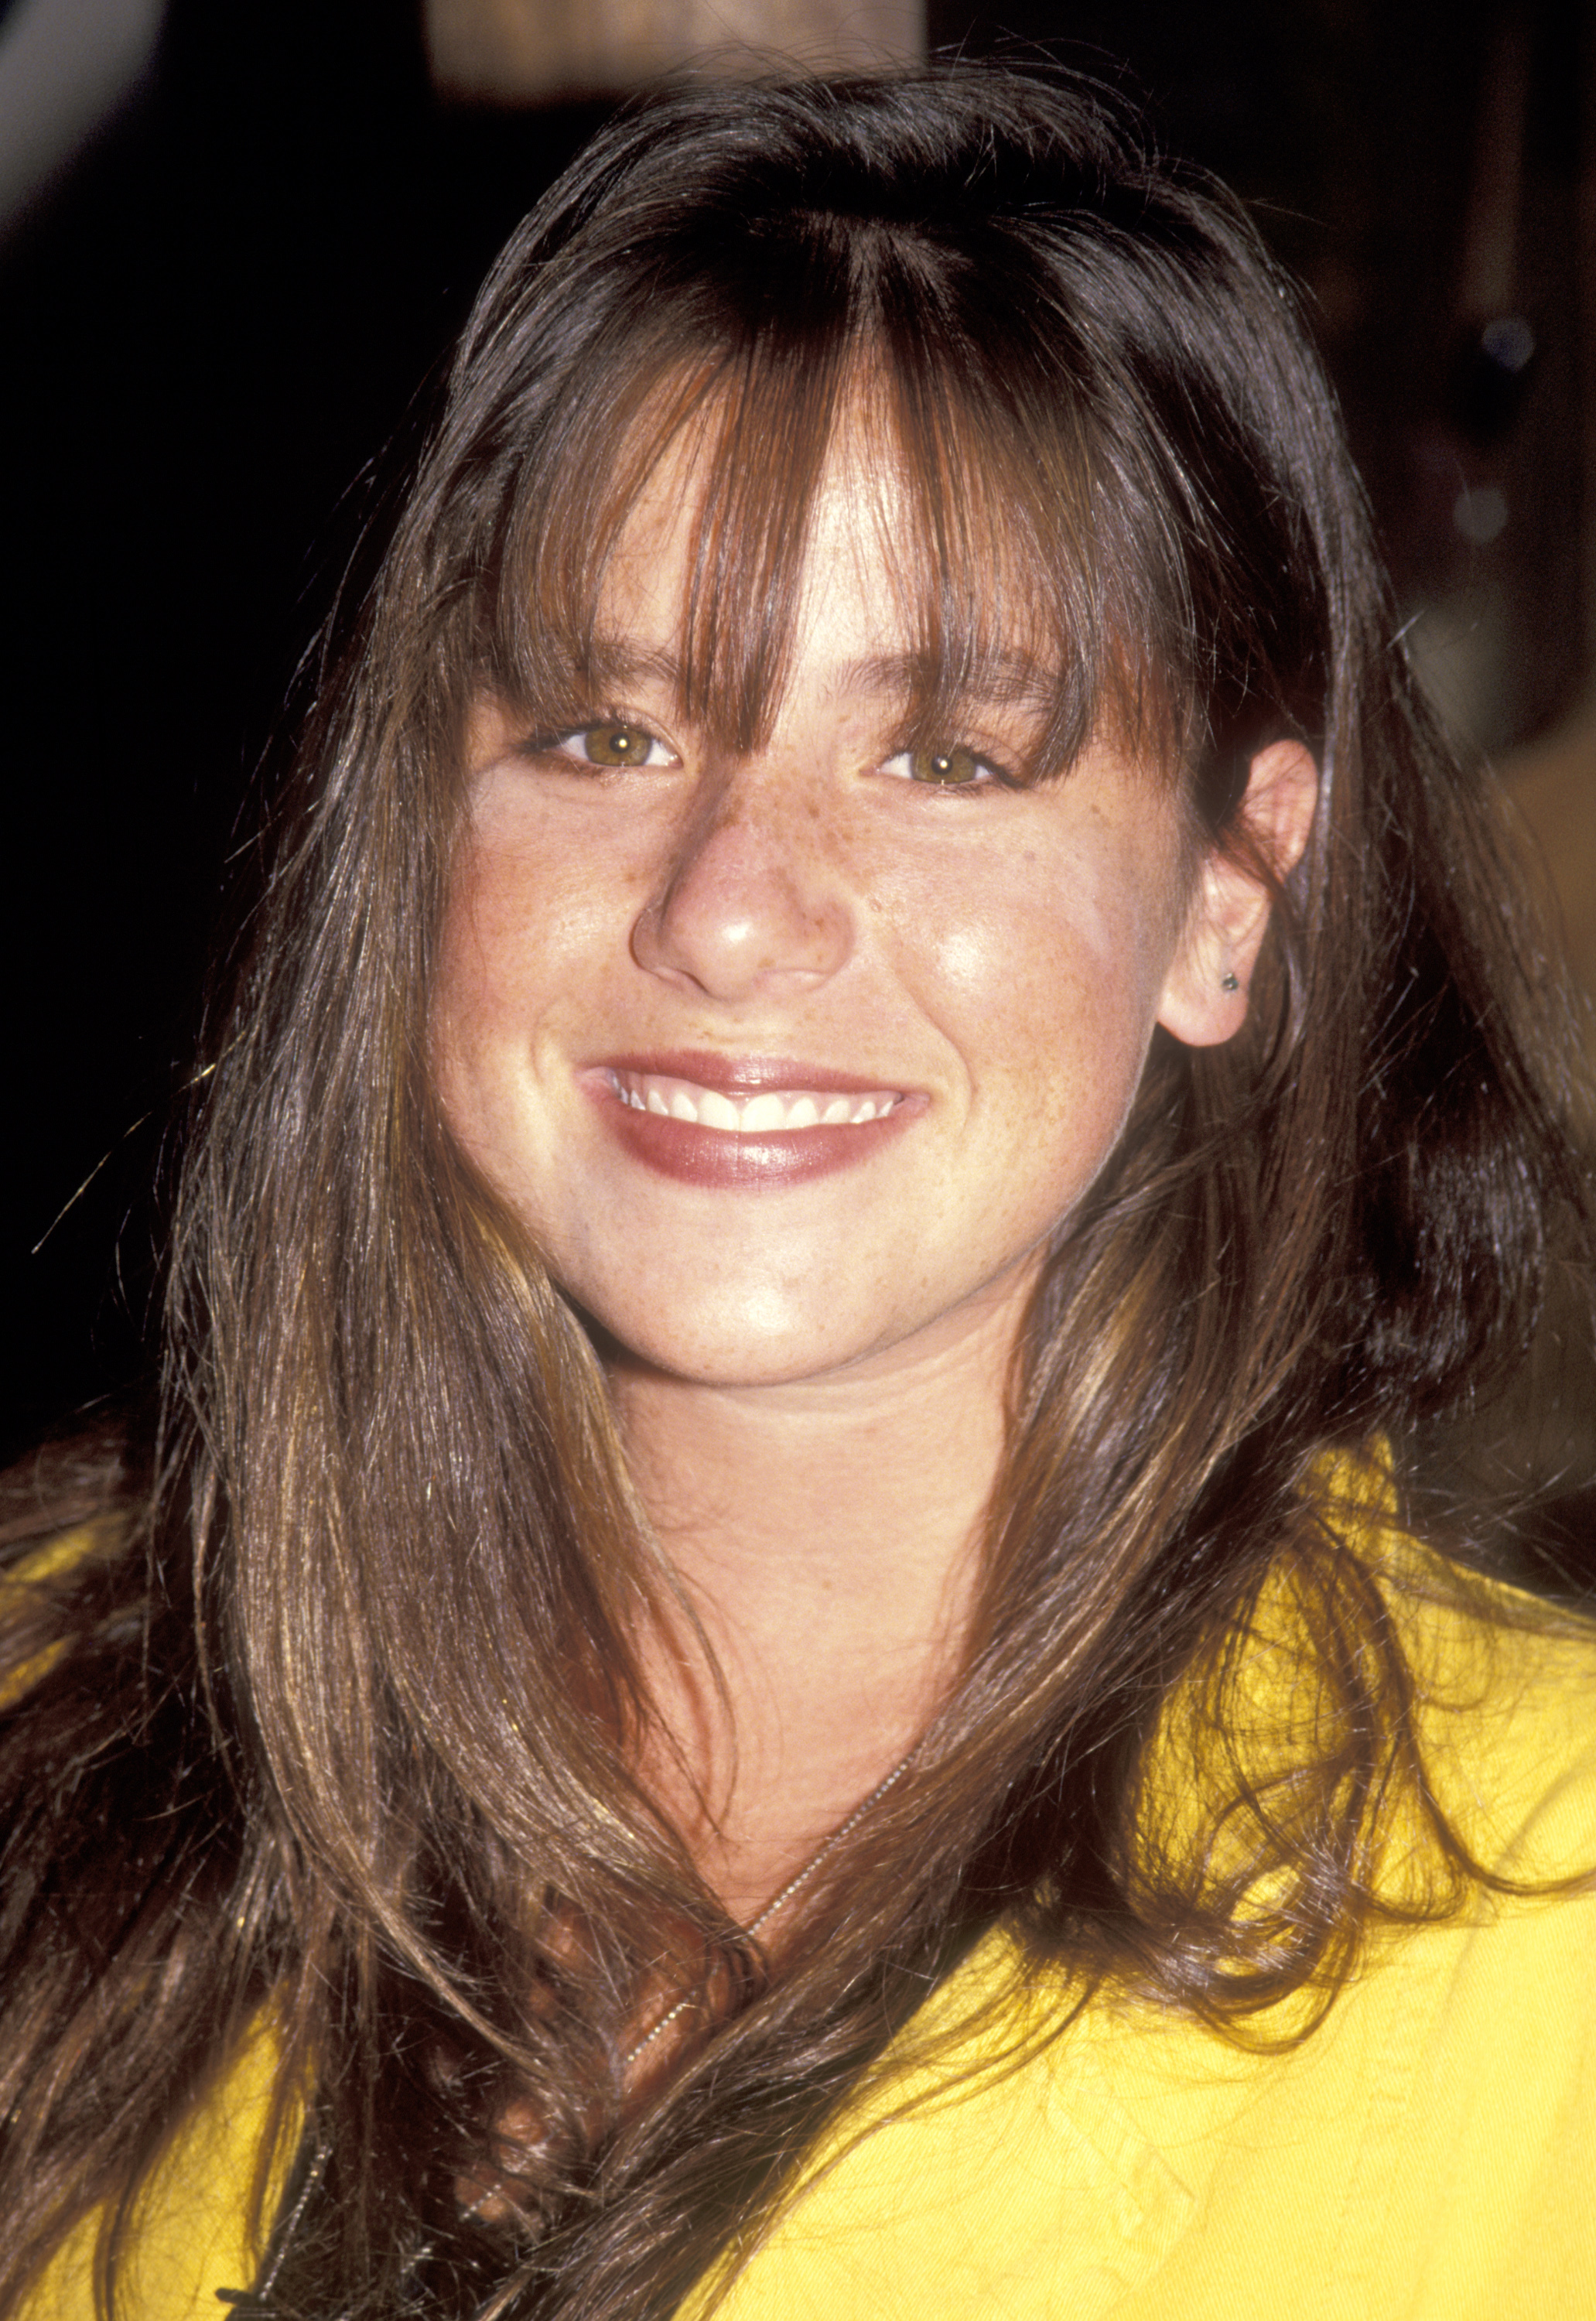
[3,62,1594,2321]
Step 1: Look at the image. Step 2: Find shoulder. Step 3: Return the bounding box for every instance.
[1167,1453,1596,1889]
[713,1853,1596,2321]
[706,1523,1596,2321]
[1386,1550,1596,1879]
[1095,1560,1596,2321]
[1304,1445,1596,1882]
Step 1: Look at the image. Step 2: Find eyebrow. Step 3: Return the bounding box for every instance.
[583,642,683,692]
[579,638,1059,714]
[838,651,1058,713]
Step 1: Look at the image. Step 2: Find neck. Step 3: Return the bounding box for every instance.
[610,1273,1029,1921]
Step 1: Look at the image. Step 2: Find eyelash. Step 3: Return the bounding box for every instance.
[526,719,679,771]
[879,745,1015,793]
[523,722,1016,791]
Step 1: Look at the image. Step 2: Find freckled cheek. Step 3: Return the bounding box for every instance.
[430,879,558,1136]
[920,900,1113,1036]
[431,850,514,1051]
[437,829,638,1048]
[921,894,1163,1126]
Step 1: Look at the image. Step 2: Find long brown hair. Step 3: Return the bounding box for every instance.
[2,62,1589,2321]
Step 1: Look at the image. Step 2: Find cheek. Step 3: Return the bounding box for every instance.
[448,780,664,1003]
[434,815,576,1036]
[918,869,1170,1091]
[906,860,1179,1262]
[429,830,555,1141]
[431,843,503,1065]
[429,893,491,1157]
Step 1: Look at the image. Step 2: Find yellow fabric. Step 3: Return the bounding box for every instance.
[20,2026,282,2321]
[16,1539,1596,2319]
[700,1561,1596,2321]
[6,1526,292,2319]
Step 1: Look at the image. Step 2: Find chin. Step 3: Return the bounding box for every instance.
[580,1290,888,1391]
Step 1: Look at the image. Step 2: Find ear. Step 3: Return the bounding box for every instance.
[1155,739,1319,1048]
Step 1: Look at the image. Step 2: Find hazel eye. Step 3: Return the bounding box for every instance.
[555,723,675,768]
[881,745,1004,789]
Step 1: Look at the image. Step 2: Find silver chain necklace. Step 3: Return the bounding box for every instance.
[621,1747,918,2069]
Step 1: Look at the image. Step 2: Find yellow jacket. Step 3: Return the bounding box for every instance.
[19,1544,1596,2320]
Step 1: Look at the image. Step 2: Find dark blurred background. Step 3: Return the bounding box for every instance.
[4,1,1594,1542]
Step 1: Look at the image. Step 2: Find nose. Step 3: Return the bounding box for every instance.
[630,767,854,1003]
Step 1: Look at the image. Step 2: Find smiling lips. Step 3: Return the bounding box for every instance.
[605,1069,901,1131]
[590,1060,917,1188]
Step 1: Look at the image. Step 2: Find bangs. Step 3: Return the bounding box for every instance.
[479,216,1186,781]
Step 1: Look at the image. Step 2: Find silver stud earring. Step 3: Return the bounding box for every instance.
[1220,971,1239,992]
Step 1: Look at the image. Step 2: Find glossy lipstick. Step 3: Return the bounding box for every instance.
[582,1052,923,1189]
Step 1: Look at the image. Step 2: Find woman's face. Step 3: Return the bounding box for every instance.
[433,432,1235,1390]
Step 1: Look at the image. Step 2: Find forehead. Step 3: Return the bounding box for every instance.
[588,401,1065,735]
[494,344,1179,784]
[601,422,893,655]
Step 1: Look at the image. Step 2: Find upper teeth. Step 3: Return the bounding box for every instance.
[608,1072,901,1131]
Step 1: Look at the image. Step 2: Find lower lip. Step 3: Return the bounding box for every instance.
[587,1078,922,1189]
